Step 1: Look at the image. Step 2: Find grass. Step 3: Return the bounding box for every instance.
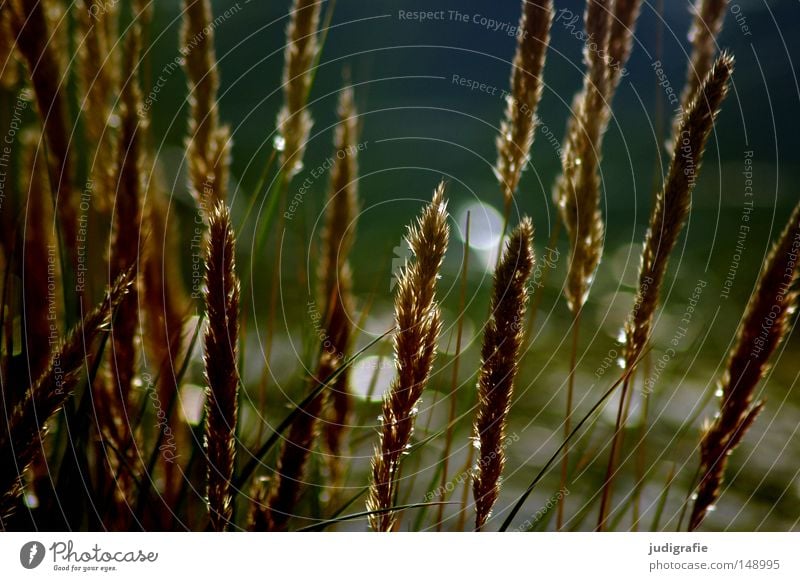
[0,0,798,532]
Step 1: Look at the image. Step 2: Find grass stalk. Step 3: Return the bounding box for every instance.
[435,211,470,531]
[557,307,580,530]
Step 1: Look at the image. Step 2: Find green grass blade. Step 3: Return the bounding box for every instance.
[135,312,205,517]
[650,463,677,531]
[498,351,649,531]
[233,327,392,490]
[296,501,457,532]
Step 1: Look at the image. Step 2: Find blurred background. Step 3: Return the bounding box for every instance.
[46,0,800,530]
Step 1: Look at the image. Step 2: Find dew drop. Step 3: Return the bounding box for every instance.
[273,134,286,152]
[24,492,39,508]
[107,112,121,129]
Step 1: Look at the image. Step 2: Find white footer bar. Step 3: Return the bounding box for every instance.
[1,532,797,580]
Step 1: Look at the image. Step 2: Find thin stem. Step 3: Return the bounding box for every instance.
[297,501,455,532]
[499,352,646,532]
[235,329,391,491]
[455,445,475,531]
[632,352,652,530]
[557,307,581,530]
[649,462,676,532]
[677,462,703,532]
[596,372,632,531]
[436,212,470,531]
[269,169,291,328]
[254,171,290,444]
